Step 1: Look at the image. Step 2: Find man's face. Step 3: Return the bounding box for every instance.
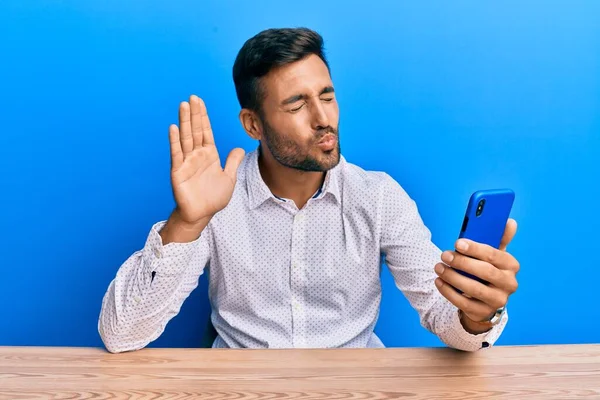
[258,54,340,172]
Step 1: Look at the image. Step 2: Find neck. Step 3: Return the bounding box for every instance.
[258,147,325,210]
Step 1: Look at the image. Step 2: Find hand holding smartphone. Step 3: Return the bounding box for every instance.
[455,189,515,285]
[435,188,518,329]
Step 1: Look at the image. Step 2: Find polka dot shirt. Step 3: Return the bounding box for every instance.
[98,149,508,353]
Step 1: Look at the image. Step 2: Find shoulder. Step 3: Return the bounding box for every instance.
[340,157,409,200]
[339,157,421,225]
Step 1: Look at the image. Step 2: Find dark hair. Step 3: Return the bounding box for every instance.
[232,27,330,112]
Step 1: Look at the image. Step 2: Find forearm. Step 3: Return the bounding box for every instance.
[98,268,184,353]
[99,221,209,353]
[428,298,508,352]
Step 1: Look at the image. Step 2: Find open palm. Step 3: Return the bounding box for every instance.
[169,95,245,224]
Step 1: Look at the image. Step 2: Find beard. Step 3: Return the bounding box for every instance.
[260,118,341,172]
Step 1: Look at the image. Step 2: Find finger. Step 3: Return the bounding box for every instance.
[435,278,495,322]
[199,98,215,145]
[435,264,508,310]
[179,101,193,155]
[169,124,183,170]
[224,148,246,181]
[499,218,518,251]
[454,239,520,273]
[441,251,518,293]
[190,95,203,149]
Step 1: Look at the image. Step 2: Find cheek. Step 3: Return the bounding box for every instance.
[284,115,313,142]
[268,117,310,148]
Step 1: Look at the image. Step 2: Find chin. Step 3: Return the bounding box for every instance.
[272,144,341,172]
[316,149,341,171]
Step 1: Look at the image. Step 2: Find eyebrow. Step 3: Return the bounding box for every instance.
[281,86,335,105]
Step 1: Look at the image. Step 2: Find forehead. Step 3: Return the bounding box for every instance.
[261,54,332,102]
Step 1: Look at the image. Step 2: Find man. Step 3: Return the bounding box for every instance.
[98,27,520,353]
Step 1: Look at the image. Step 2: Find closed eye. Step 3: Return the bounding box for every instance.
[290,103,305,112]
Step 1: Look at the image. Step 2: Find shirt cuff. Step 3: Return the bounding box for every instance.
[141,220,205,276]
[449,307,509,351]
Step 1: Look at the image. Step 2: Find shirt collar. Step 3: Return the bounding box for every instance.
[246,148,343,210]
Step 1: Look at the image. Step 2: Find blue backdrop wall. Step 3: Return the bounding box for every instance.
[1,0,599,348]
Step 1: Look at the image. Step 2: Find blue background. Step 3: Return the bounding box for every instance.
[1,0,599,348]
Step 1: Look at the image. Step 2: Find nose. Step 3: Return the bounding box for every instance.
[310,101,330,130]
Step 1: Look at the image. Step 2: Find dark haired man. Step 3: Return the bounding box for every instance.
[99,28,520,353]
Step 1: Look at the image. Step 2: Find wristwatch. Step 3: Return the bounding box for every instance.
[487,306,506,325]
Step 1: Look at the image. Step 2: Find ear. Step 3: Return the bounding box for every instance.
[239,109,262,141]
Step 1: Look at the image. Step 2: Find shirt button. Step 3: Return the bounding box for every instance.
[154,248,161,258]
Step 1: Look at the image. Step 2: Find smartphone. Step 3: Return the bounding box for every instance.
[455,188,515,285]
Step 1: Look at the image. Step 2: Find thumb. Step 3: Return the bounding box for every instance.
[224,148,246,181]
[499,218,518,251]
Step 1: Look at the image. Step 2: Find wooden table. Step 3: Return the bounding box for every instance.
[1,344,599,399]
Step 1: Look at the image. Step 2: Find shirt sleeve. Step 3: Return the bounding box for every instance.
[98,220,211,353]
[378,174,508,351]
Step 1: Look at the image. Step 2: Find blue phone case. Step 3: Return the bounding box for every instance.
[455,189,515,285]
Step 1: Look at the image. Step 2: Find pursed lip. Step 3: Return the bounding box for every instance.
[317,133,336,144]
[316,133,337,151]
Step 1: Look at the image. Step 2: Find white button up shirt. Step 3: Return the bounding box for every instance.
[98,149,507,353]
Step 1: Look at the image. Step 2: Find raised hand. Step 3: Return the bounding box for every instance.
[160,95,245,244]
[169,95,245,224]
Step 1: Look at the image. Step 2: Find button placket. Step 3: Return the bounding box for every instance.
[290,210,307,348]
